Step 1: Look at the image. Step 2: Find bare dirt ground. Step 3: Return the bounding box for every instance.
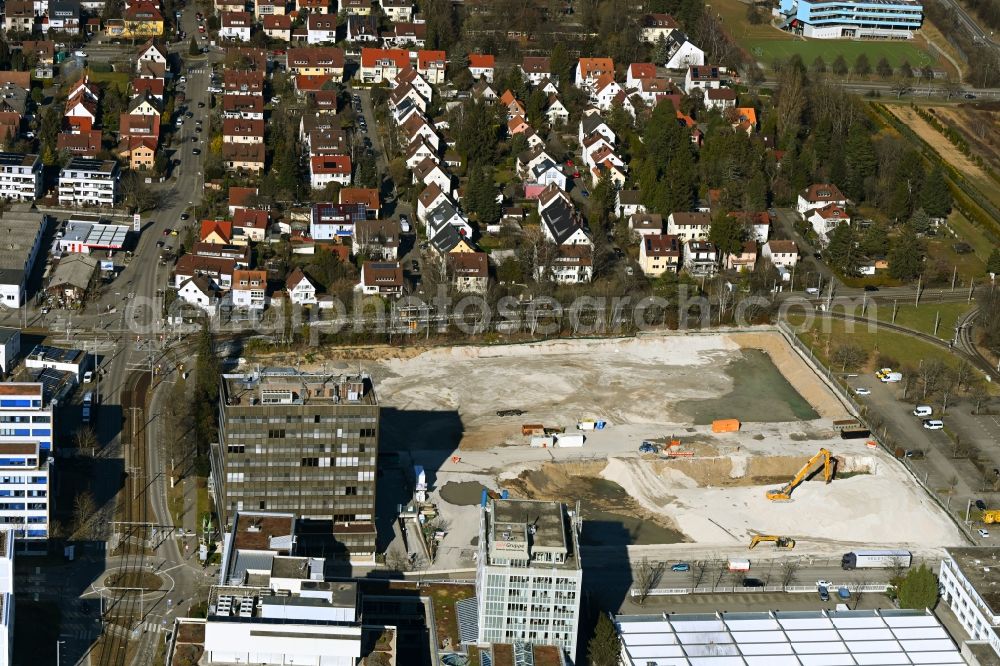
[365,330,963,567]
[933,105,1000,172]
[885,105,990,183]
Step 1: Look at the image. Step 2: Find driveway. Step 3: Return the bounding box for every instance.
[772,208,840,291]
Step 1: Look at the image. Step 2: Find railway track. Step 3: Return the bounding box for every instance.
[814,309,998,382]
[93,370,152,666]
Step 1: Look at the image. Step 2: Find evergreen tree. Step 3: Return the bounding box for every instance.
[987,248,1000,275]
[812,56,826,73]
[854,53,871,76]
[908,208,932,235]
[709,212,747,258]
[825,224,860,275]
[844,125,876,200]
[897,564,938,609]
[588,613,621,666]
[919,166,952,218]
[832,55,848,75]
[550,42,572,89]
[888,228,925,281]
[189,36,200,56]
[899,60,913,79]
[876,57,893,78]
[860,222,890,257]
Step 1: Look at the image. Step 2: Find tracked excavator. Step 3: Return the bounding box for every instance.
[765,448,833,501]
[748,535,796,549]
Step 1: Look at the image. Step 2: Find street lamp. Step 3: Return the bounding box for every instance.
[56,640,66,666]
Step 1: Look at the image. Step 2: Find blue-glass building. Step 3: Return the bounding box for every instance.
[779,0,923,39]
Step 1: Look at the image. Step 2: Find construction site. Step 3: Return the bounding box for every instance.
[368,330,966,567]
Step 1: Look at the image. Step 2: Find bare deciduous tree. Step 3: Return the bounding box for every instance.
[919,359,946,400]
[72,490,97,540]
[691,560,710,589]
[633,558,666,605]
[779,560,802,591]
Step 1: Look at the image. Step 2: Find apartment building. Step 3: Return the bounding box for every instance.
[0,383,54,550]
[57,158,120,207]
[476,498,583,657]
[780,0,923,38]
[0,153,42,201]
[213,369,380,562]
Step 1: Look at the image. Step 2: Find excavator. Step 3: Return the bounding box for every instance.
[766,448,834,501]
[748,535,796,550]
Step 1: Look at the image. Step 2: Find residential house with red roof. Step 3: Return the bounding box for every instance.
[360,47,410,83]
[310,155,352,189]
[416,50,446,85]
[468,53,495,83]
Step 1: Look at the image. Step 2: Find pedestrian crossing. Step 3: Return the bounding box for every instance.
[187,68,209,74]
[142,621,165,634]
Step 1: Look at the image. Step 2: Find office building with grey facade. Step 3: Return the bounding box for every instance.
[476,498,583,657]
[213,369,379,562]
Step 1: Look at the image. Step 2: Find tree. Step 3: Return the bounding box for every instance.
[633,558,666,605]
[908,208,932,235]
[918,358,946,400]
[888,228,925,281]
[709,212,746,259]
[779,560,801,591]
[971,379,991,414]
[74,427,98,456]
[897,564,938,609]
[919,166,952,218]
[825,224,861,275]
[939,367,958,412]
[587,613,621,666]
[832,55,849,75]
[854,53,871,76]
[899,60,913,79]
[812,56,827,73]
[987,248,1000,275]
[72,490,97,539]
[876,56,893,78]
[832,344,867,371]
[189,36,200,56]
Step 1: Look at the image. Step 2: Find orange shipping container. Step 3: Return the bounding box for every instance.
[522,424,545,436]
[711,419,741,433]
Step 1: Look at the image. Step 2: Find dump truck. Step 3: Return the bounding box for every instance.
[639,441,657,454]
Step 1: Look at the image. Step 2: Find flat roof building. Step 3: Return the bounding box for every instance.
[0,531,13,665]
[780,0,923,39]
[0,152,42,202]
[941,548,1000,661]
[476,498,583,657]
[615,608,963,665]
[213,369,379,563]
[57,158,120,208]
[0,205,47,308]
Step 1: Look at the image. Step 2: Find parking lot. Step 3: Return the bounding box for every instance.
[849,371,996,543]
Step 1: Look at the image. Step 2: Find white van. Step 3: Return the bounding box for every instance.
[82,391,93,406]
[922,419,944,430]
[913,405,933,417]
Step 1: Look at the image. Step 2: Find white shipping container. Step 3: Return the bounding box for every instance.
[556,434,585,447]
[577,420,596,430]
[530,436,555,448]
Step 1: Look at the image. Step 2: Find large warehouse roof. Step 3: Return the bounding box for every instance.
[615,608,963,666]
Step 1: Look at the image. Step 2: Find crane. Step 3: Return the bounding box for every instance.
[748,535,796,550]
[766,448,833,501]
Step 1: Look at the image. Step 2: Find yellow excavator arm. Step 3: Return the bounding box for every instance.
[766,448,833,501]
[748,535,796,549]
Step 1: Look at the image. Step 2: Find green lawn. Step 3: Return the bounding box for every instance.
[872,301,973,339]
[86,70,130,92]
[946,209,998,261]
[743,38,933,69]
[787,312,963,369]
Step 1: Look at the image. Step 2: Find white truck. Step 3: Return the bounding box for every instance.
[728,558,751,572]
[841,550,912,570]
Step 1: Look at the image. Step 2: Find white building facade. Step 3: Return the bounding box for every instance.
[476,498,583,657]
[0,383,54,550]
[57,158,120,207]
[0,153,42,202]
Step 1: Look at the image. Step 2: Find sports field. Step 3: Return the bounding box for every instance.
[713,0,940,71]
[744,38,934,69]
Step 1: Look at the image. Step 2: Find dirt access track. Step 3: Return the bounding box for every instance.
[366,330,964,563]
[885,104,990,183]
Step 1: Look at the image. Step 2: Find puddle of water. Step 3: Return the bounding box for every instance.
[677,349,818,424]
[580,507,687,546]
[439,481,488,506]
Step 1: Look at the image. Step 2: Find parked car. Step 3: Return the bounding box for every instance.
[670,562,690,572]
[73,50,87,57]
[979,528,990,538]
[83,371,93,383]
[922,419,944,430]
[192,148,201,155]
[854,388,871,396]
[864,285,879,292]
[742,578,765,588]
[818,585,830,602]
